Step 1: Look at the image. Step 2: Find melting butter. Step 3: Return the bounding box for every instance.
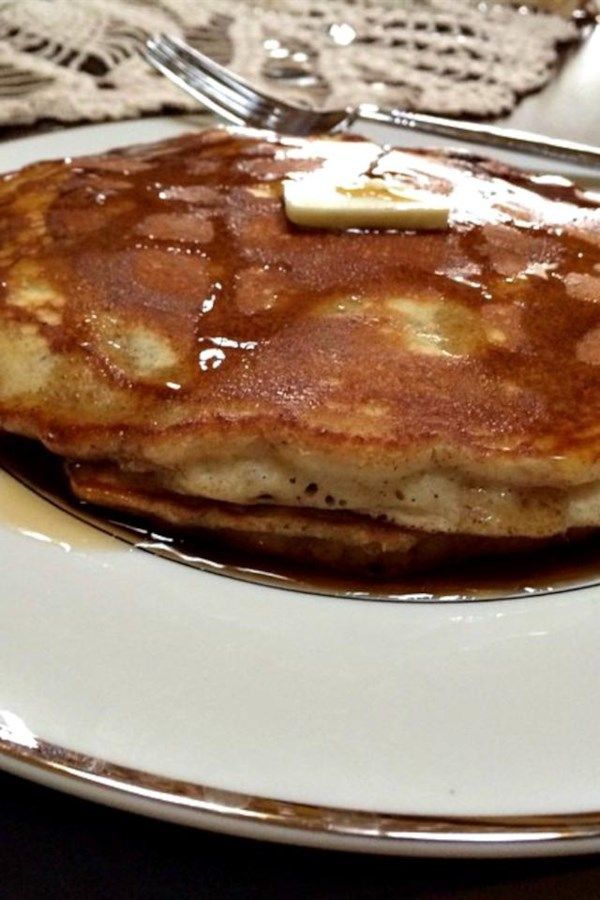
[283,173,451,230]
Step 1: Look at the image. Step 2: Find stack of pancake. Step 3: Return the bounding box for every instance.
[0,127,598,574]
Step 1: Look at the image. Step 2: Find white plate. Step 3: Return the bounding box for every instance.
[0,117,599,858]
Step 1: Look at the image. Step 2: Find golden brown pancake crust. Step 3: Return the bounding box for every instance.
[0,127,599,539]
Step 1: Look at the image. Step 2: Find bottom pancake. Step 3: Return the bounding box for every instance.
[67,461,591,577]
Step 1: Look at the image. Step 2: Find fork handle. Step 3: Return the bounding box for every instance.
[354,103,600,168]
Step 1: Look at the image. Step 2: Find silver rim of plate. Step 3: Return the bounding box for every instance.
[2,731,600,855]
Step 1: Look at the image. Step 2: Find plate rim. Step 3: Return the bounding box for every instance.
[3,732,600,857]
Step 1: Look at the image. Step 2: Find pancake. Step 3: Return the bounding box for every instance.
[67,460,587,576]
[0,126,598,572]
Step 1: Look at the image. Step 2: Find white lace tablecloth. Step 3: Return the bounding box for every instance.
[0,0,582,126]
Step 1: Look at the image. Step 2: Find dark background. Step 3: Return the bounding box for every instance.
[2,770,600,899]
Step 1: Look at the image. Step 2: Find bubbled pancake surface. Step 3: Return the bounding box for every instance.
[0,127,599,538]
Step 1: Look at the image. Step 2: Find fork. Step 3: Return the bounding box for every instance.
[144,35,600,168]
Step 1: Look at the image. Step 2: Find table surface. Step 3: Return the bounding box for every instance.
[1,21,600,899]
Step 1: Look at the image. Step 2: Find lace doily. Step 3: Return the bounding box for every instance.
[0,0,579,126]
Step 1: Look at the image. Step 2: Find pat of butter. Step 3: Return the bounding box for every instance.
[283,174,451,230]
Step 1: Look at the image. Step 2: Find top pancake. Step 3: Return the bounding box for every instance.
[0,127,599,537]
